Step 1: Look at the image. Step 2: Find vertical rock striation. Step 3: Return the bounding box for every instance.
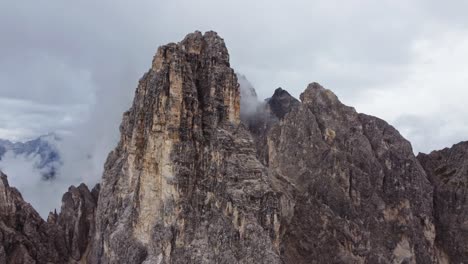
[240,83,299,165]
[418,142,468,263]
[266,83,437,263]
[89,31,281,263]
[57,183,100,262]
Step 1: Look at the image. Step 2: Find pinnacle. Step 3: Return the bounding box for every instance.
[300,82,339,105]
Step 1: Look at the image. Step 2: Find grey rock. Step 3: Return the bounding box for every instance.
[266,87,300,120]
[0,170,69,263]
[267,82,437,263]
[86,32,459,263]
[89,30,280,264]
[418,142,468,263]
[244,87,299,165]
[0,170,99,263]
[57,183,99,262]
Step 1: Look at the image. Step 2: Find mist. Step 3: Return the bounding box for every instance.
[0,149,63,217]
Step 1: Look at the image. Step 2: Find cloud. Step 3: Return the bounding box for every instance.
[0,98,88,141]
[350,30,468,153]
[1,0,468,214]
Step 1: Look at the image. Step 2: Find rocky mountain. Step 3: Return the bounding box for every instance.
[0,31,467,263]
[0,134,61,180]
[0,169,98,264]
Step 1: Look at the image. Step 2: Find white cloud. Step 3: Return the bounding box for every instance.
[350,30,468,153]
[0,98,89,141]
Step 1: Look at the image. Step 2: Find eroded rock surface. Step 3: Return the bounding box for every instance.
[1,31,468,263]
[89,31,281,264]
[76,31,468,263]
[240,85,299,165]
[0,171,69,264]
[418,142,468,263]
[266,83,438,263]
[57,183,100,262]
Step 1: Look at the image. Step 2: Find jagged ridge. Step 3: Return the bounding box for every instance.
[0,31,467,263]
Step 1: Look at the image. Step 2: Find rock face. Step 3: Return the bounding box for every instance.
[0,170,99,264]
[266,87,300,120]
[418,142,468,263]
[89,31,280,263]
[1,31,468,263]
[268,83,438,263]
[0,171,69,264]
[251,87,300,165]
[57,183,100,262]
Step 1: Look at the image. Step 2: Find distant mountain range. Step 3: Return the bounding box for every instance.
[0,133,61,180]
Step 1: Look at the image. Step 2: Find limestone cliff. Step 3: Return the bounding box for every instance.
[89,31,280,263]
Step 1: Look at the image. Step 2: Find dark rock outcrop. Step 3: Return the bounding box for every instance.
[0,171,69,264]
[240,84,299,165]
[57,183,100,262]
[267,83,439,263]
[0,170,99,264]
[418,142,468,263]
[266,87,300,120]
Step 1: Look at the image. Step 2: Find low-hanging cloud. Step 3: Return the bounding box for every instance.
[0,149,65,217]
[238,74,264,120]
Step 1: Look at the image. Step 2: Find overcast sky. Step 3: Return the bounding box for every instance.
[1,1,468,188]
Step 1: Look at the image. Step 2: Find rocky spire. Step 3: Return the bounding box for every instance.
[89,31,280,263]
[268,87,299,119]
[57,183,99,262]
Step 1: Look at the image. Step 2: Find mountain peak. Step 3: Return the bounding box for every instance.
[152,30,230,72]
[149,31,239,127]
[180,31,229,63]
[300,82,339,105]
[268,87,299,119]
